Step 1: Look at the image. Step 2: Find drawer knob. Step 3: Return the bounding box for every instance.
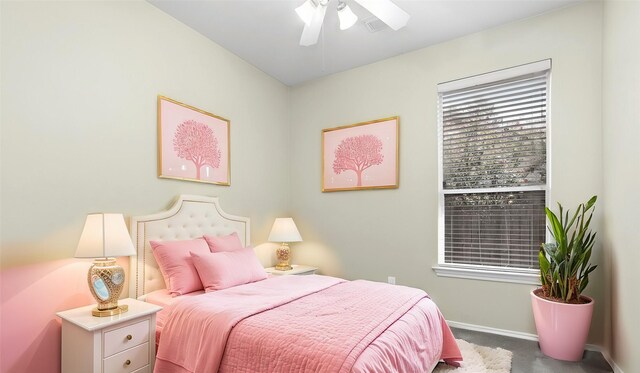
[126,334,132,341]
[125,359,131,366]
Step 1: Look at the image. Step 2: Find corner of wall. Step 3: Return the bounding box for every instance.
[285,85,294,215]
[600,1,640,371]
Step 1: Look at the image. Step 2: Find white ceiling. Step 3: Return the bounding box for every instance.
[149,0,580,86]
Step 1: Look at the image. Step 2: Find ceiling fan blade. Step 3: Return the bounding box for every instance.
[299,3,327,46]
[353,0,409,31]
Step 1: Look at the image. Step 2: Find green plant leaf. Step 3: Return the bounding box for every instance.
[585,195,597,211]
[539,249,550,276]
[540,196,598,302]
[565,207,579,232]
[545,207,564,245]
[579,275,590,294]
[542,243,557,257]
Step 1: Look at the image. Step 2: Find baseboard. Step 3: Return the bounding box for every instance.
[601,349,624,373]
[446,320,623,373]
[446,320,539,342]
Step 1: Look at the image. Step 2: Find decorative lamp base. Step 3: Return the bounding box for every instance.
[275,243,293,271]
[92,304,129,317]
[275,263,293,271]
[88,258,127,317]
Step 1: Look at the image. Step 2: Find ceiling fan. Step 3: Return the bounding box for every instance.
[295,0,410,46]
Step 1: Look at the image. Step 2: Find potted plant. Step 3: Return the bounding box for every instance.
[531,196,598,361]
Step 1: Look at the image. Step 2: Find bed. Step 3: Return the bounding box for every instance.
[129,195,461,373]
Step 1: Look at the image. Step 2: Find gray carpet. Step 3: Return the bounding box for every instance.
[450,327,613,373]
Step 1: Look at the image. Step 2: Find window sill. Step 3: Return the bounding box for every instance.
[432,265,540,285]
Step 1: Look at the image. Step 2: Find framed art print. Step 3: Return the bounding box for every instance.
[322,116,399,192]
[158,96,230,185]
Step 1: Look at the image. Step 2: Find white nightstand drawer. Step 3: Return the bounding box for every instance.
[58,299,161,373]
[104,319,149,357]
[131,365,150,373]
[103,342,149,373]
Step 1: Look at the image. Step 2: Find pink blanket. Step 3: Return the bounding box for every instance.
[154,275,461,373]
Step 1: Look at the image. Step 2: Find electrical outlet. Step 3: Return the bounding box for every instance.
[387,276,396,285]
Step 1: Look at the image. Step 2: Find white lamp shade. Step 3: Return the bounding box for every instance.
[75,213,136,258]
[268,218,303,243]
[338,4,358,30]
[295,0,316,26]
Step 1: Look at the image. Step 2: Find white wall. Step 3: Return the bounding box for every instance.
[1,1,629,371]
[0,2,288,372]
[290,2,605,344]
[1,0,290,267]
[602,1,640,371]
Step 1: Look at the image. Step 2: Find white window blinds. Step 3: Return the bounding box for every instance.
[444,191,546,268]
[438,60,550,272]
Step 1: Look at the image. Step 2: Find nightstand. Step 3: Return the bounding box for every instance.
[265,264,318,276]
[57,298,162,373]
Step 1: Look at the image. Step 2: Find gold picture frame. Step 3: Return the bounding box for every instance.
[157,96,230,186]
[322,116,399,192]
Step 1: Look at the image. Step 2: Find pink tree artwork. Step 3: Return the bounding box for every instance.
[172,120,221,180]
[332,134,384,187]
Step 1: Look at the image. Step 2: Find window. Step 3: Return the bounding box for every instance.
[434,60,550,284]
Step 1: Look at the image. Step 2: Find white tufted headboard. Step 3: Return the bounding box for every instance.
[129,195,250,299]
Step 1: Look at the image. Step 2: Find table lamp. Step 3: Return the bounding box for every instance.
[268,218,302,271]
[75,213,136,317]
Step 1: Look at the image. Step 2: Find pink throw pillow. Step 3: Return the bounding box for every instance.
[203,232,243,253]
[149,238,210,296]
[191,248,267,291]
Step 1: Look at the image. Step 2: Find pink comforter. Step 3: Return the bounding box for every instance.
[155,275,461,373]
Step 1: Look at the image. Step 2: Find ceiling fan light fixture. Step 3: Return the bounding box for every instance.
[299,1,328,46]
[297,0,406,46]
[295,0,316,26]
[337,2,358,30]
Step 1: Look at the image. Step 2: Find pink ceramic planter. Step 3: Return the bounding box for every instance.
[531,290,594,361]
